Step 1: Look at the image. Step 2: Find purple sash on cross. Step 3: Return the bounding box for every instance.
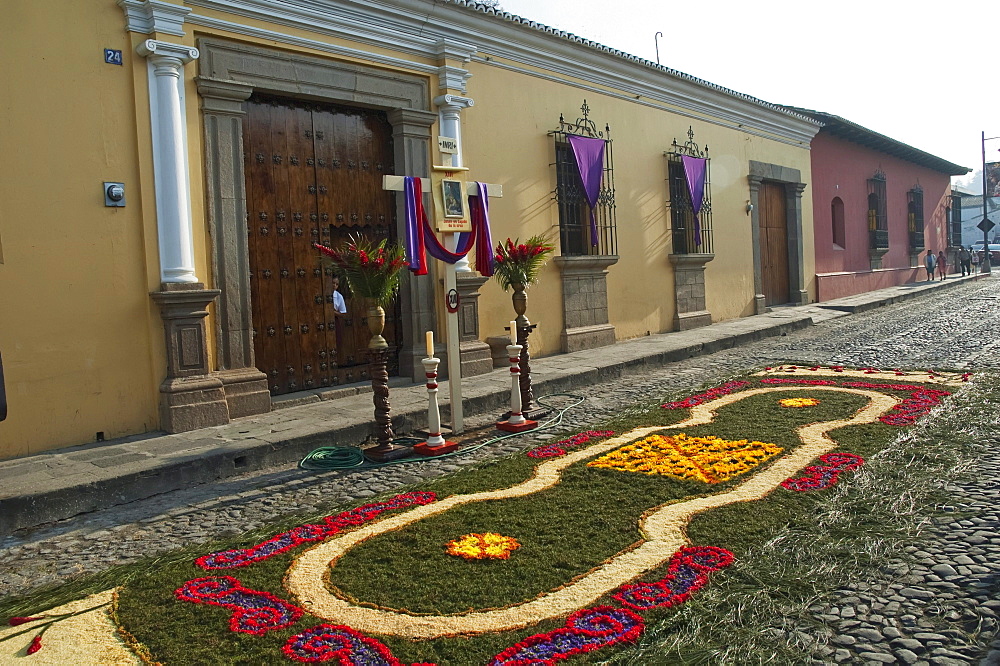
[681,155,707,247]
[567,135,606,247]
[402,177,493,276]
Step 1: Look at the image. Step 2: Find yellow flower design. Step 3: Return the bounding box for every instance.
[778,397,821,408]
[446,533,521,560]
[587,433,782,484]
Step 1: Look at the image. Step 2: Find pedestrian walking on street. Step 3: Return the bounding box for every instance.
[972,247,980,275]
[959,246,972,276]
[937,250,948,280]
[924,249,936,281]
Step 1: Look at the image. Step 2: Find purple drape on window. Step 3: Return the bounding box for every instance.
[681,155,707,247]
[567,134,605,247]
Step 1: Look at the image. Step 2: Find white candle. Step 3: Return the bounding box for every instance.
[426,330,434,358]
[510,320,517,345]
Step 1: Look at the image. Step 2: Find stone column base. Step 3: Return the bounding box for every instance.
[152,284,230,434]
[460,340,493,377]
[561,323,616,353]
[217,367,271,418]
[455,272,492,378]
[159,375,229,433]
[754,294,768,314]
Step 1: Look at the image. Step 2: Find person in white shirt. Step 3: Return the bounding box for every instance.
[331,275,348,315]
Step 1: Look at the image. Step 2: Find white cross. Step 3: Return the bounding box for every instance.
[382,173,502,434]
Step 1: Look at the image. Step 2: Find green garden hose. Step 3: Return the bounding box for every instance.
[297,393,584,471]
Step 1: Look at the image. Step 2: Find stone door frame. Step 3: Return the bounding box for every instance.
[747,161,808,313]
[196,38,438,415]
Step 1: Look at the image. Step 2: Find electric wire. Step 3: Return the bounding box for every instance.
[297,393,585,471]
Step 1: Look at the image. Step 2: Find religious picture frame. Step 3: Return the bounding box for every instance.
[441,179,466,219]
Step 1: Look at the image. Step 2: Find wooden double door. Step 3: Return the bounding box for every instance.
[243,96,401,395]
[759,182,790,306]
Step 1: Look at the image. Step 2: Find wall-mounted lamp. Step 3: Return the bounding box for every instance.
[746,200,753,215]
[104,182,126,207]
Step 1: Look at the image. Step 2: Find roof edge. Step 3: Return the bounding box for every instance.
[787,107,970,176]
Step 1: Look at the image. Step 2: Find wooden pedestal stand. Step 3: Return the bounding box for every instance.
[363,305,412,462]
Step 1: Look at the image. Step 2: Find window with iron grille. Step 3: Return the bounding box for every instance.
[665,126,712,254]
[950,194,963,247]
[907,184,924,251]
[867,169,888,250]
[549,101,617,256]
[831,197,846,249]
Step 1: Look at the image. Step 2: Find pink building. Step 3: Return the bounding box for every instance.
[792,110,969,301]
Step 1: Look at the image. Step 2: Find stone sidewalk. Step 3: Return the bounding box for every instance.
[0,274,982,536]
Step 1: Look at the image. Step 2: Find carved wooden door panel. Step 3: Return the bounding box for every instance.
[244,97,400,395]
[760,181,790,306]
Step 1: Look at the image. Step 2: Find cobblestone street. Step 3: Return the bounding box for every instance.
[2,277,1000,665]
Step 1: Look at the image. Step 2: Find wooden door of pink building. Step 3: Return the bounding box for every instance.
[760,182,790,306]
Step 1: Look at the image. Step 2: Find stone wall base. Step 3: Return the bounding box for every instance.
[159,375,230,433]
[674,310,712,331]
[486,336,510,368]
[217,367,271,418]
[669,253,714,331]
[460,340,493,378]
[561,323,616,353]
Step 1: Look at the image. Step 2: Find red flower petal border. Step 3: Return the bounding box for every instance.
[781,452,864,492]
[526,430,615,458]
[612,546,734,611]
[661,381,750,409]
[489,606,644,666]
[282,624,407,664]
[175,576,303,635]
[196,491,436,570]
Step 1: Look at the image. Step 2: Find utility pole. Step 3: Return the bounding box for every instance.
[980,131,997,274]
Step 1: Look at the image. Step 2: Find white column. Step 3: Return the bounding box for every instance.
[434,95,475,273]
[136,39,200,284]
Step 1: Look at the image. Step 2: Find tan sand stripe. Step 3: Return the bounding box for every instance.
[754,366,964,386]
[0,590,139,665]
[285,387,897,638]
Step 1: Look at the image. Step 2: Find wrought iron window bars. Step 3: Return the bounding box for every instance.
[907,184,924,251]
[665,126,713,255]
[549,100,617,256]
[949,194,963,247]
[867,169,889,251]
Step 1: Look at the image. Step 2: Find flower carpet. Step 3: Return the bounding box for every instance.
[0,366,966,665]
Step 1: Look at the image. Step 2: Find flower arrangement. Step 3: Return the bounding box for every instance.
[588,433,782,484]
[778,397,820,408]
[446,533,521,560]
[492,235,555,291]
[313,234,407,308]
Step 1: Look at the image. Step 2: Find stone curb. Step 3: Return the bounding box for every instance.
[815,273,985,313]
[0,277,978,536]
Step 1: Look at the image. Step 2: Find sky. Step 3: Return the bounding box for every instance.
[496,0,999,191]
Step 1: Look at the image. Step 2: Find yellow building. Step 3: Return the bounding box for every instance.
[0,0,819,459]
